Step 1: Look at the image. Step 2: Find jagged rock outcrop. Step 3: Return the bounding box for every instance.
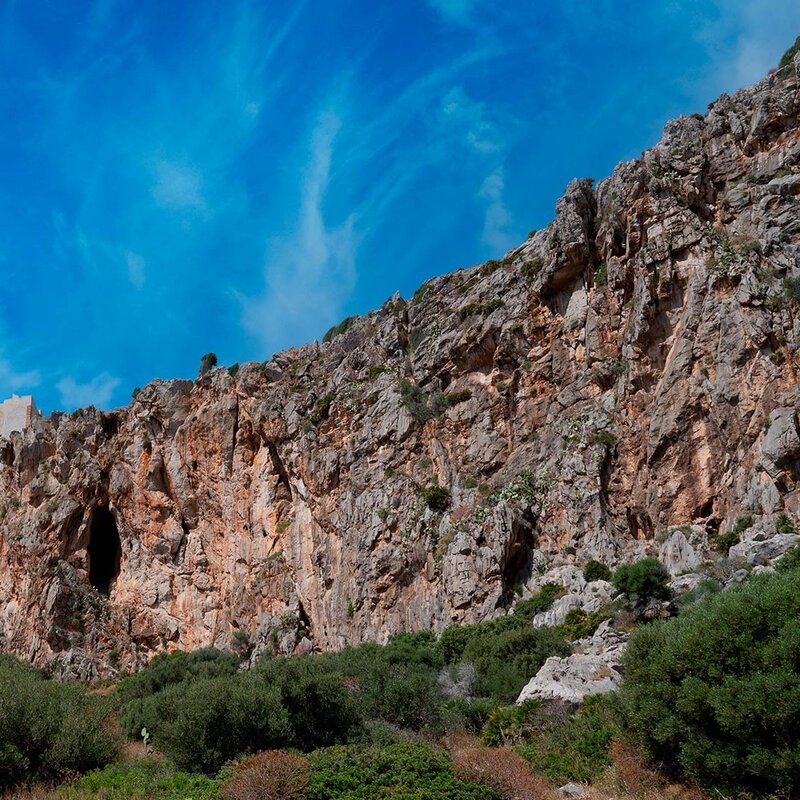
[517,621,627,705]
[2,57,800,677]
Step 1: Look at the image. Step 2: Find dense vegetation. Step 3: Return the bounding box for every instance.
[0,655,119,788]
[6,552,800,797]
[620,565,800,793]
[116,622,570,774]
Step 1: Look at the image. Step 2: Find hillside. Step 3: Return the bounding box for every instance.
[1,52,800,678]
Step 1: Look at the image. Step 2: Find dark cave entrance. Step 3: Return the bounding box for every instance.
[87,506,121,596]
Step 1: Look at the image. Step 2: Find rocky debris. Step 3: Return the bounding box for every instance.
[559,783,586,798]
[669,572,705,594]
[1,58,800,676]
[728,532,800,565]
[517,621,627,705]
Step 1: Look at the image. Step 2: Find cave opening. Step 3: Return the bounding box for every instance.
[87,506,121,596]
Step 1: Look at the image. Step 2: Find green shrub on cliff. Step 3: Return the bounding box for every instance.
[612,557,670,604]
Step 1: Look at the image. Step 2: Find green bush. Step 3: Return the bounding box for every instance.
[0,655,119,789]
[306,743,501,800]
[436,616,569,704]
[777,513,796,534]
[420,484,451,511]
[198,352,217,376]
[514,583,565,620]
[777,544,800,572]
[156,675,291,774]
[619,568,800,792]
[440,697,498,735]
[255,656,364,749]
[555,608,609,641]
[118,648,240,739]
[64,757,222,800]
[612,557,670,604]
[460,622,570,704]
[712,530,740,555]
[780,35,800,69]
[322,316,355,343]
[582,560,612,582]
[517,695,618,783]
[480,701,541,747]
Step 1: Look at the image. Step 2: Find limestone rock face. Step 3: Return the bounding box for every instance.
[2,59,800,676]
[517,621,627,705]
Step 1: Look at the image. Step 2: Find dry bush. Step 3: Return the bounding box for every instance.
[220,750,310,800]
[610,739,667,797]
[452,746,554,800]
[582,740,710,800]
[0,787,59,800]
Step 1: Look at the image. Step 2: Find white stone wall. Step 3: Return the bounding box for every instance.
[0,395,38,437]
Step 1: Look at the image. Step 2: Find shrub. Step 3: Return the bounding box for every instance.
[221,750,310,800]
[440,697,497,735]
[780,35,800,69]
[555,607,610,641]
[777,544,800,572]
[480,701,542,747]
[0,656,119,789]
[461,623,571,704]
[521,257,544,279]
[398,378,437,424]
[198,352,217,376]
[308,391,336,426]
[322,316,355,343]
[777,513,796,534]
[518,695,619,784]
[254,657,363,750]
[784,276,800,300]
[437,617,569,704]
[67,757,222,800]
[514,583,565,619]
[594,262,608,286]
[118,648,239,738]
[582,560,612,582]
[421,484,451,511]
[611,558,670,604]
[452,746,550,800]
[712,530,740,555]
[446,389,472,406]
[619,568,800,792]
[155,675,292,774]
[307,743,500,800]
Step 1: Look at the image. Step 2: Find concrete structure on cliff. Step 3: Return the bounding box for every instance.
[0,395,39,437]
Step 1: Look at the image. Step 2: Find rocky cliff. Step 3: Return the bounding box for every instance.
[3,55,800,678]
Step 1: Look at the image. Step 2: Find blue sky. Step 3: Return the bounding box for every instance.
[1,0,798,412]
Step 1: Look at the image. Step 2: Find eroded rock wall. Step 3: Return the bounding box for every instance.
[2,57,800,677]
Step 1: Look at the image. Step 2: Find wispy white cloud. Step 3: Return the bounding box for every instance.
[151,160,207,213]
[440,86,500,153]
[437,85,515,254]
[56,372,121,409]
[427,0,479,26]
[240,110,357,349]
[479,168,513,252]
[715,1,800,86]
[0,355,40,396]
[125,252,145,288]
